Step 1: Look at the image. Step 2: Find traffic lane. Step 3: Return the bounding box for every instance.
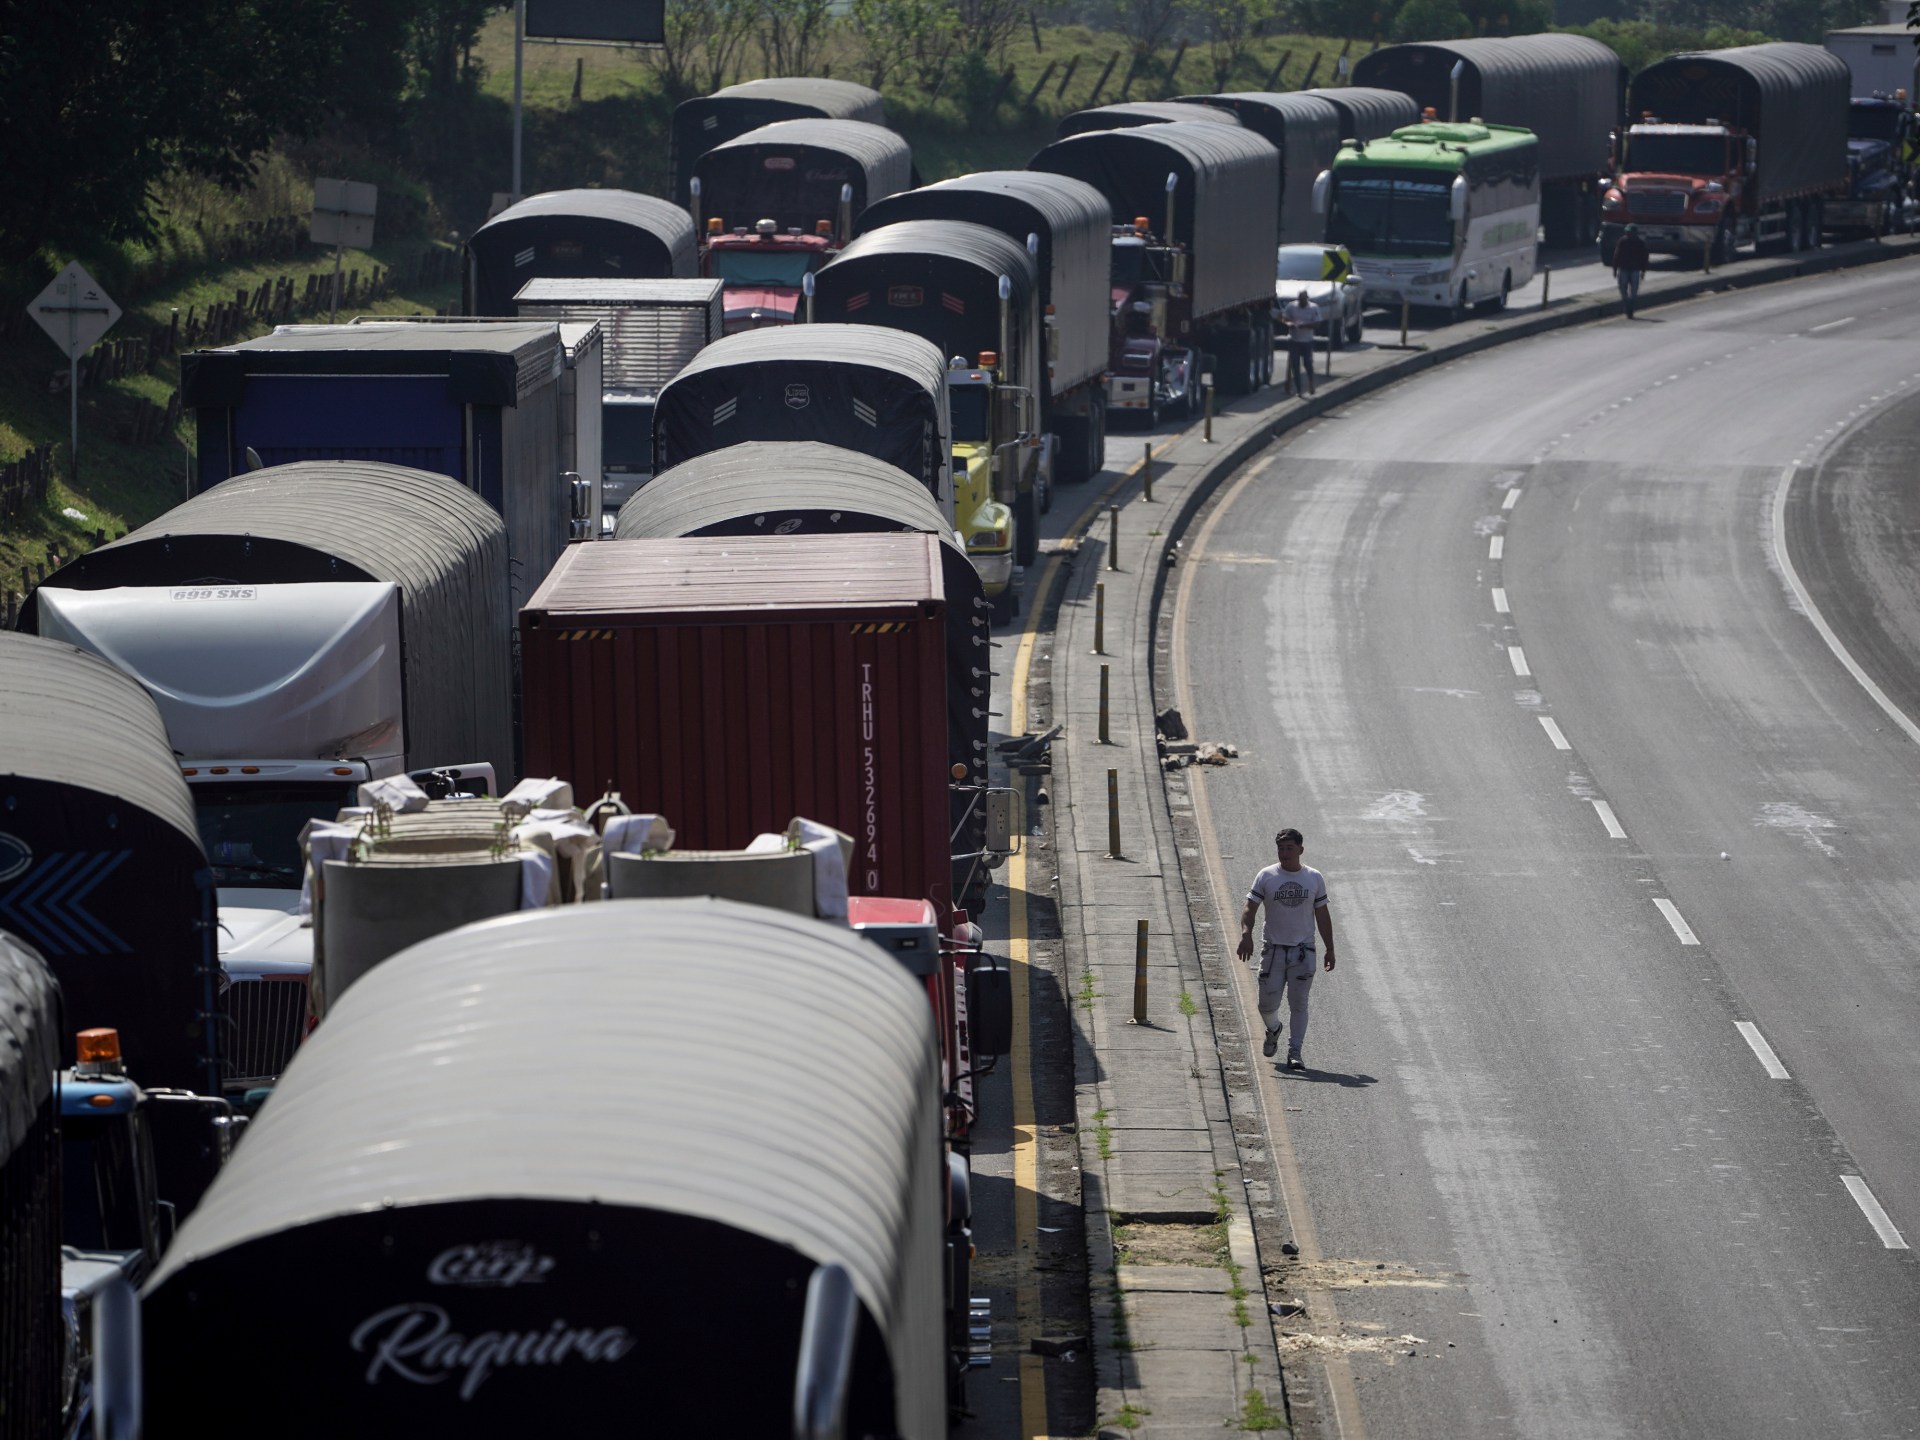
[1182,449,1920,1438]
[1792,384,1920,728]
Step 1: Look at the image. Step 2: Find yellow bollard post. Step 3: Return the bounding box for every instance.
[1107,768,1121,858]
[1107,505,1120,571]
[1099,664,1111,745]
[1093,581,1105,654]
[1132,918,1150,1024]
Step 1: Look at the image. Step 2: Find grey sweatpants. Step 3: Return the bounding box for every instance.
[1258,942,1317,1049]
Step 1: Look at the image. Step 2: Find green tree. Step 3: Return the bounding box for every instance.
[758,0,837,76]
[848,0,961,90]
[1197,0,1282,89]
[0,0,361,268]
[647,0,759,100]
[1391,0,1471,36]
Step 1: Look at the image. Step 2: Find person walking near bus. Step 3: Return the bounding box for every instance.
[1235,828,1336,1070]
[1280,290,1322,397]
[1612,224,1650,319]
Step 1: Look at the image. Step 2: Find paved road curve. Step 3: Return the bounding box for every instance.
[1176,260,1920,1439]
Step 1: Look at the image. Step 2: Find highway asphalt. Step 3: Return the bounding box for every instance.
[1172,259,1920,1438]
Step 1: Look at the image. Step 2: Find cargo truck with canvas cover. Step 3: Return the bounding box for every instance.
[464,189,696,319]
[1179,92,1346,243]
[812,221,1051,576]
[670,76,890,206]
[1297,86,1422,143]
[1354,35,1625,247]
[1055,100,1243,137]
[1030,122,1280,415]
[612,441,996,909]
[1318,120,1540,318]
[21,463,512,1089]
[691,119,913,332]
[0,933,62,1440]
[651,323,953,524]
[126,900,958,1435]
[1605,43,1850,262]
[515,277,727,524]
[183,322,572,615]
[0,637,242,1228]
[856,170,1114,485]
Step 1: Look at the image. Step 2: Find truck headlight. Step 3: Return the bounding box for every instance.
[1693,198,1722,216]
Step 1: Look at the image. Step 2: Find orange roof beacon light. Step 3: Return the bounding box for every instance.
[1132,215,1150,234]
[75,1027,126,1076]
[815,219,834,236]
[707,217,724,234]
[977,350,998,369]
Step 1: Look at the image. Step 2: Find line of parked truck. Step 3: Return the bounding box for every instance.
[3,34,1915,1437]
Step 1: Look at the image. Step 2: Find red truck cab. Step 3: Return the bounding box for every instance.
[701,217,838,332]
[1602,121,1746,258]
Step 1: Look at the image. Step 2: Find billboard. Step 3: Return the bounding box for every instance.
[525,0,665,43]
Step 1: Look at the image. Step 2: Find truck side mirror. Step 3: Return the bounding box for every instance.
[565,471,593,540]
[967,950,1013,1057]
[792,1263,857,1440]
[1312,170,1330,217]
[984,787,1020,857]
[1449,176,1467,223]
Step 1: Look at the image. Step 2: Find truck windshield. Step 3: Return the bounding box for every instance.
[949,384,991,443]
[1849,104,1904,142]
[1328,170,1454,256]
[1625,133,1729,175]
[604,402,654,472]
[1111,239,1166,287]
[193,781,355,888]
[711,250,814,286]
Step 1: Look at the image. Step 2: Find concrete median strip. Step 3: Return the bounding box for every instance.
[1032,232,1919,1439]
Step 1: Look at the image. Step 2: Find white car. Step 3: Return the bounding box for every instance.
[1275,245,1366,348]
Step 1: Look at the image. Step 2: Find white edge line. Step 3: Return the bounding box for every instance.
[1503,487,1522,510]
[1652,897,1700,945]
[1508,645,1530,677]
[1840,1174,1910,1249]
[1733,1021,1791,1080]
[1491,587,1510,614]
[1772,465,1920,748]
[1539,716,1571,750]
[1809,316,1856,333]
[1489,536,1504,560]
[1590,799,1627,839]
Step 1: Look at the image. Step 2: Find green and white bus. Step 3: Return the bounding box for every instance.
[1314,120,1540,318]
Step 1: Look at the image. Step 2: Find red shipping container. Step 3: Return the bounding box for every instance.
[521,533,954,915]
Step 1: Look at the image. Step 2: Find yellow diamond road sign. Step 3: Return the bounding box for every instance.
[29,261,120,360]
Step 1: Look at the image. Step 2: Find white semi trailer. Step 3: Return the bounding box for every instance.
[21,460,514,1089]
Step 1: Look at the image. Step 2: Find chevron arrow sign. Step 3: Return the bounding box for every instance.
[0,851,133,957]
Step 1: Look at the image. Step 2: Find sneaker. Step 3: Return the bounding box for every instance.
[1262,1027,1280,1058]
[1286,1051,1303,1071]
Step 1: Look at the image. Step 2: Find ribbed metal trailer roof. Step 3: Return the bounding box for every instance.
[466,190,697,316]
[853,170,1111,399]
[23,463,513,785]
[695,118,912,225]
[183,322,562,407]
[0,633,201,847]
[616,441,950,539]
[1055,100,1242,137]
[1029,122,1279,320]
[1295,86,1422,142]
[514,278,724,393]
[1353,35,1625,181]
[146,899,946,1437]
[671,78,889,205]
[0,934,59,1165]
[1179,91,1345,240]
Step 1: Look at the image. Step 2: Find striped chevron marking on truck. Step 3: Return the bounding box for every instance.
[849,622,911,634]
[555,630,620,641]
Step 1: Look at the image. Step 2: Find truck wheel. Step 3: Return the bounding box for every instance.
[1053,416,1088,486]
[1213,330,1248,397]
[1450,282,1470,325]
[1807,201,1824,249]
[1598,223,1622,267]
[1712,221,1734,267]
[1786,201,1805,253]
[1015,485,1038,567]
[1091,400,1107,473]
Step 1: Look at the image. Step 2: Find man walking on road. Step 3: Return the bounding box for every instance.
[1236,828,1336,1070]
[1612,224,1650,319]
[1280,289,1322,397]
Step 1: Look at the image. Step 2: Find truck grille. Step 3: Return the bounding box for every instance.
[224,977,308,1084]
[1630,192,1689,216]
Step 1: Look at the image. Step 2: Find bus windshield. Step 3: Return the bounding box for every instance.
[1625,133,1731,175]
[1328,169,1455,256]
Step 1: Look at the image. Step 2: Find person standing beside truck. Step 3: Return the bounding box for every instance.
[1612,224,1650,319]
[1280,290,1322,397]
[1235,828,1337,1070]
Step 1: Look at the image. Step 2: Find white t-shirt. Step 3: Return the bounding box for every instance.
[1281,301,1322,343]
[1247,862,1328,946]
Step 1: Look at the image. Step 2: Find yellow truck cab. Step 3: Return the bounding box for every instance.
[948,355,1017,613]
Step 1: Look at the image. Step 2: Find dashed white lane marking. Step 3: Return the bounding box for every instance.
[1809,316,1856,333]
[1734,1021,1791,1080]
[1491,587,1510,614]
[1653,898,1700,945]
[1502,488,1522,511]
[1489,535,1505,560]
[1841,1175,1910,1250]
[1771,466,1920,749]
[1591,799,1627,839]
[1539,716,1572,751]
[1508,646,1531,677]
